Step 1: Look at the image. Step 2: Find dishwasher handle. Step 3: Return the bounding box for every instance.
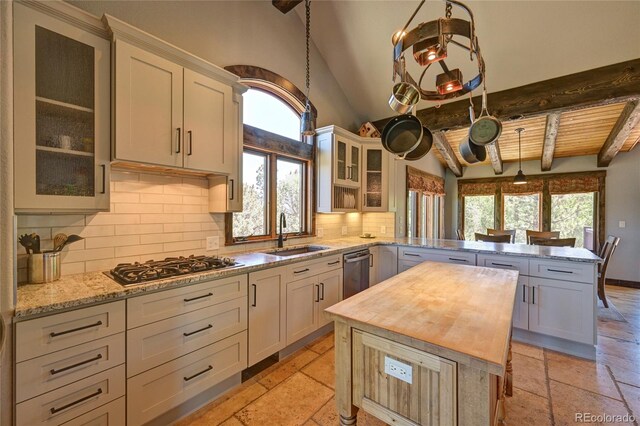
[344,254,370,264]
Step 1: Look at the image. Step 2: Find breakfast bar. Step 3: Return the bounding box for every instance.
[325,261,519,426]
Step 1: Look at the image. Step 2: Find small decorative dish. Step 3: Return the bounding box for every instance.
[359,234,376,239]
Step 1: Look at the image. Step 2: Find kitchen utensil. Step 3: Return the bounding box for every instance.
[389,82,420,114]
[18,234,35,254]
[32,233,41,254]
[28,251,61,283]
[404,125,433,161]
[381,114,423,158]
[459,137,487,163]
[53,233,67,252]
[55,234,83,251]
[469,89,502,146]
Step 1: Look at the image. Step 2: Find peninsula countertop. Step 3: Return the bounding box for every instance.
[15,237,599,319]
[325,260,519,375]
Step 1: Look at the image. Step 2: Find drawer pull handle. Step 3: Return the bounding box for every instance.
[183,324,213,337]
[251,284,257,307]
[522,285,527,303]
[327,260,340,266]
[50,354,103,376]
[183,293,213,303]
[49,320,103,338]
[532,287,536,304]
[294,268,310,274]
[50,388,102,414]
[315,284,320,302]
[547,268,573,274]
[320,282,325,300]
[448,257,468,262]
[491,262,513,268]
[405,253,421,257]
[184,365,213,382]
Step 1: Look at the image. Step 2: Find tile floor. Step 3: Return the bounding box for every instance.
[177,286,640,426]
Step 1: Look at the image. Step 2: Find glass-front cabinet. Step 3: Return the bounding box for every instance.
[14,3,110,212]
[333,136,360,188]
[362,145,389,212]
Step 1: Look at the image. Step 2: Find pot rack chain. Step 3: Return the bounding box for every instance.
[304,0,311,104]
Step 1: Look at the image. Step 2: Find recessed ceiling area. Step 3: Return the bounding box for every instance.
[434,102,640,167]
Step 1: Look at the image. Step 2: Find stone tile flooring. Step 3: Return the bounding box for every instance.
[178,286,640,425]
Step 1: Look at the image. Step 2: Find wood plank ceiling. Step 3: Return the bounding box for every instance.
[433,102,640,168]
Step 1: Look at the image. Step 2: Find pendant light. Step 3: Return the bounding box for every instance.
[514,127,527,185]
[300,0,315,136]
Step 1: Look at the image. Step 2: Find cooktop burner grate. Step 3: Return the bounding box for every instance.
[108,255,242,285]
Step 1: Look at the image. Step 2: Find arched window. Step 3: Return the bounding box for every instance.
[224,66,315,243]
[243,88,301,141]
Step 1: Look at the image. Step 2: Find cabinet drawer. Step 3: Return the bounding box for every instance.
[285,254,342,281]
[398,247,476,265]
[127,274,248,328]
[127,331,247,426]
[529,259,596,283]
[61,397,125,426]
[398,259,421,274]
[16,333,125,403]
[15,365,125,426]
[127,297,247,377]
[352,330,456,426]
[477,254,529,275]
[16,301,125,362]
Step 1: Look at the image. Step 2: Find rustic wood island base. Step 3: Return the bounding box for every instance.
[326,261,519,426]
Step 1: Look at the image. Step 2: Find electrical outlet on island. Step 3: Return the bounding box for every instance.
[206,236,219,251]
[317,227,324,237]
[341,226,348,236]
[381,226,387,234]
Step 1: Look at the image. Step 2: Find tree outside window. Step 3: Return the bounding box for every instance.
[551,193,595,248]
[503,193,541,244]
[463,195,495,241]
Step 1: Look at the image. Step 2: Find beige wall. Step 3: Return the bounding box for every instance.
[444,149,640,282]
[69,0,360,131]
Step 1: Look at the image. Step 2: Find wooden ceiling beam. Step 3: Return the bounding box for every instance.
[272,0,303,14]
[372,59,640,132]
[597,99,640,167]
[541,112,561,171]
[486,142,503,175]
[433,132,463,177]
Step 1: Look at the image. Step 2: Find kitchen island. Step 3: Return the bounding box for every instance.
[325,260,519,426]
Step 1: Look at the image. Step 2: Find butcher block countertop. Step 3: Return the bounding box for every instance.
[325,260,519,375]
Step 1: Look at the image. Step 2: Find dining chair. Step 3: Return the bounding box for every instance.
[526,230,560,244]
[598,236,621,308]
[487,228,516,243]
[529,237,576,247]
[456,229,465,240]
[475,233,512,243]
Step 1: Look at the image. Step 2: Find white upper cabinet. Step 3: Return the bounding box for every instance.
[106,15,246,175]
[317,126,394,213]
[183,69,234,173]
[13,3,111,213]
[114,41,183,168]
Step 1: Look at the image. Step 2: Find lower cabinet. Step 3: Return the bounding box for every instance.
[369,245,398,286]
[248,266,287,366]
[528,277,594,344]
[512,276,530,330]
[127,332,247,425]
[286,268,343,345]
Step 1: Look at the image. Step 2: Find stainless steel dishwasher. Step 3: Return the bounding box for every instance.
[343,249,370,299]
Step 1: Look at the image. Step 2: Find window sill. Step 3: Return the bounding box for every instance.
[226,233,315,247]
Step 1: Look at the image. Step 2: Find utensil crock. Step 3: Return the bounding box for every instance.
[28,251,61,284]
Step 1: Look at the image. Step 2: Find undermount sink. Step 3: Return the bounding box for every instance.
[261,245,330,257]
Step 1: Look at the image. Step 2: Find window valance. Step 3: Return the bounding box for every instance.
[407,166,445,195]
[501,179,544,194]
[548,175,600,194]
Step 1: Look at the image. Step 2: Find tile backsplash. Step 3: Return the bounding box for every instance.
[16,168,376,282]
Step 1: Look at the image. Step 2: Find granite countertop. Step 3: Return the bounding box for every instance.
[15,237,601,320]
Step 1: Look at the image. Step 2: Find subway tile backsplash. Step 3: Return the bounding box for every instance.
[16,168,389,282]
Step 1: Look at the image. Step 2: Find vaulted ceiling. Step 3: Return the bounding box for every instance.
[291,1,640,173]
[298,1,640,123]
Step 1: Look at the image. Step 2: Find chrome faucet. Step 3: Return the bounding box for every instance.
[277,212,287,248]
